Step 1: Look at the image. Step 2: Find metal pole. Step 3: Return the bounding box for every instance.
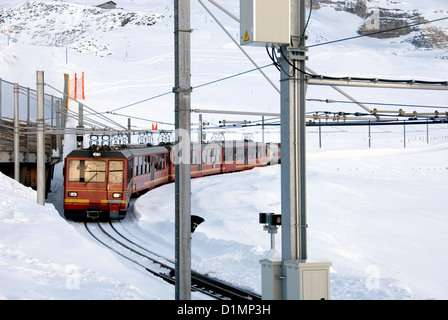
[56,100,62,159]
[128,118,131,144]
[63,74,69,111]
[318,118,322,149]
[77,103,84,150]
[37,71,45,206]
[174,0,192,301]
[14,83,20,182]
[198,114,203,143]
[27,87,30,125]
[281,0,307,299]
[262,115,265,144]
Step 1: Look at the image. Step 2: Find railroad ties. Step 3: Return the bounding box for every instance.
[84,220,261,301]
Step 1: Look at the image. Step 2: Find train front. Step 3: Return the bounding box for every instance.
[63,149,130,220]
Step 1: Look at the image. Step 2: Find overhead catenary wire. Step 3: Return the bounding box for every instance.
[307,98,448,110]
[45,82,127,130]
[198,0,280,93]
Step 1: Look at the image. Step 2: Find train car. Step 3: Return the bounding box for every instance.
[64,140,272,221]
[221,140,268,173]
[63,145,170,220]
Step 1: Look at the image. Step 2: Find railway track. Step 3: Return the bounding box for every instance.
[84,221,261,301]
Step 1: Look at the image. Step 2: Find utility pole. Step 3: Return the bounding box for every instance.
[281,0,307,263]
[77,103,84,150]
[14,83,20,182]
[36,71,45,206]
[174,0,192,300]
[280,0,308,297]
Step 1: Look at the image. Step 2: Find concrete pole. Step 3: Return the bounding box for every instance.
[280,0,307,298]
[14,83,20,182]
[174,0,192,300]
[56,100,63,159]
[128,118,131,144]
[37,71,45,206]
[77,103,84,150]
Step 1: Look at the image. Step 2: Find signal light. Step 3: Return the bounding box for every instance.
[270,214,282,226]
[259,213,281,226]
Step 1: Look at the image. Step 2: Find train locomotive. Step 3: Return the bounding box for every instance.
[63,140,280,221]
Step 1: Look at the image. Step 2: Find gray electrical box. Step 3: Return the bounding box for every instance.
[240,0,290,46]
[261,259,331,300]
[260,258,282,300]
[284,260,332,300]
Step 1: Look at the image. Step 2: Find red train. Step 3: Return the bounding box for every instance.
[63,141,280,221]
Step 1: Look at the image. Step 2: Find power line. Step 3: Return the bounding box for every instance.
[307,98,448,110]
[107,63,275,113]
[109,91,173,113]
[193,63,274,89]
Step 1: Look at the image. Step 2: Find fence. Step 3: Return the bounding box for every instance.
[0,77,64,127]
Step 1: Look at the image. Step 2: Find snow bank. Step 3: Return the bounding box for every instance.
[134,141,448,300]
[0,172,175,300]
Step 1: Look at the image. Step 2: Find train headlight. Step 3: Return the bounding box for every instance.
[68,192,78,197]
[112,193,122,198]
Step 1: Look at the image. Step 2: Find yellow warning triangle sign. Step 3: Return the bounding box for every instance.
[244,31,250,42]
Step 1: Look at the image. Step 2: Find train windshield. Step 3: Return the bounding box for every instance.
[108,161,124,184]
[68,160,106,183]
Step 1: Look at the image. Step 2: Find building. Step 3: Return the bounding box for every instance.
[96,1,117,10]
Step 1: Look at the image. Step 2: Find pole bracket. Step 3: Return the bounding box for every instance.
[173,86,193,94]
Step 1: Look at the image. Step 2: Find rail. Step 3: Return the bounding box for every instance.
[84,221,261,300]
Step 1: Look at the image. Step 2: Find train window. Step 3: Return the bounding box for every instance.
[204,149,212,164]
[236,148,243,161]
[146,156,151,173]
[139,156,144,175]
[224,148,233,162]
[68,160,106,183]
[109,161,123,184]
[214,148,221,163]
[128,159,133,183]
[155,153,165,171]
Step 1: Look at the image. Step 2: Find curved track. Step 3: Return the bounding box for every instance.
[84,221,261,301]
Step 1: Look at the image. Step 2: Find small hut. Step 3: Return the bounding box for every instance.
[96,1,117,10]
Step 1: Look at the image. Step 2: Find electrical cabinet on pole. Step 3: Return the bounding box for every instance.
[174,0,192,300]
[240,0,331,300]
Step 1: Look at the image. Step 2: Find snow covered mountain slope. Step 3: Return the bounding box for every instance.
[0,0,446,131]
[1,1,164,56]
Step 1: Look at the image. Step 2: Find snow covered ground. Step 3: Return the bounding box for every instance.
[0,0,448,300]
[1,128,447,300]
